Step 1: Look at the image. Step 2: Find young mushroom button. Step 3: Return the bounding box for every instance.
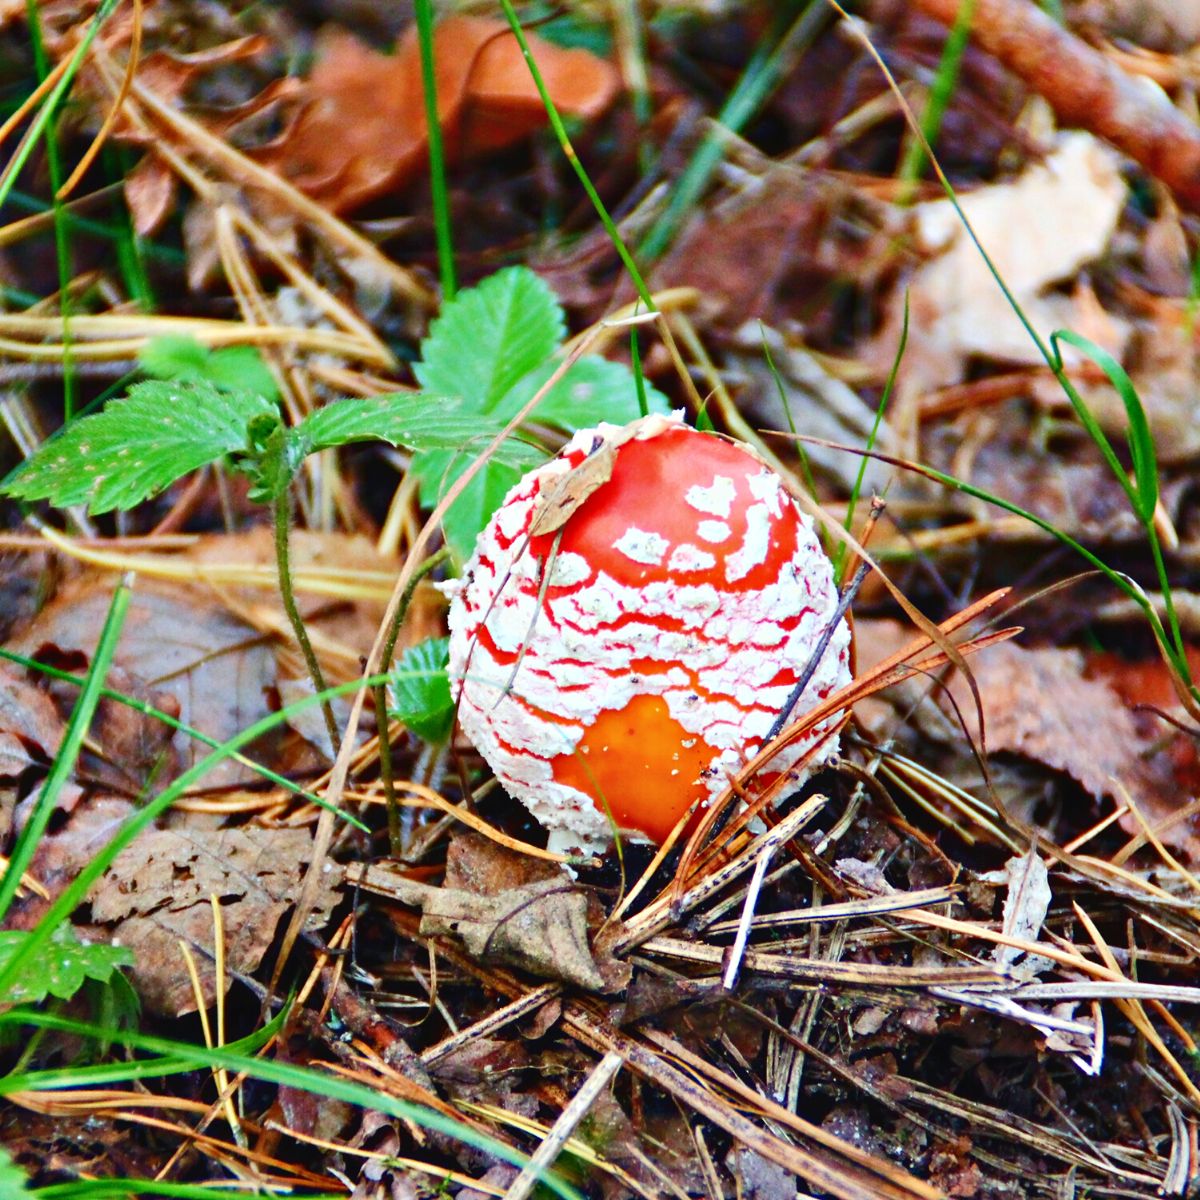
[444,412,851,856]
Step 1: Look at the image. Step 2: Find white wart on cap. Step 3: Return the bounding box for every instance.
[445,412,851,854]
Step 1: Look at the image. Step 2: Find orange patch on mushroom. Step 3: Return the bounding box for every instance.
[549,693,720,845]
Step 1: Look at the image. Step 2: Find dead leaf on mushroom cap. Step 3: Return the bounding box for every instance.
[256,16,619,213]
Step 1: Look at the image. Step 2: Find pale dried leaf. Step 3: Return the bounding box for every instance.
[994,847,1052,969]
[358,862,606,991]
[877,132,1127,392]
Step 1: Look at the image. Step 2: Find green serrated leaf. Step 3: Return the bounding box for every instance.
[415,266,564,412]
[412,450,523,562]
[0,1148,31,1196]
[0,924,133,1006]
[1,380,279,514]
[390,636,454,742]
[293,393,545,472]
[504,354,670,428]
[140,335,279,401]
[139,334,209,380]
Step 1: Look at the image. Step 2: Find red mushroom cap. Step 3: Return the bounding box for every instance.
[446,413,851,854]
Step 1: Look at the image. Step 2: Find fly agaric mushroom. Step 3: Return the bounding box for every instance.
[445,412,851,855]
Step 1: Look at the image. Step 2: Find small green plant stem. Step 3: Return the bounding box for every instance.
[498,0,655,311]
[415,0,456,299]
[273,482,341,753]
[630,319,649,418]
[897,0,976,192]
[377,545,450,855]
[25,0,76,418]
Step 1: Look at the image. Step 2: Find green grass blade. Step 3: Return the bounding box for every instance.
[25,0,77,418]
[6,188,185,267]
[105,147,156,310]
[2,1011,585,1200]
[1,1005,284,1091]
[757,328,824,552]
[804,430,1183,681]
[498,0,655,310]
[0,647,369,832]
[415,0,456,299]
[0,673,394,999]
[0,1,119,217]
[0,574,131,925]
[1050,329,1158,522]
[836,294,907,583]
[840,17,1190,694]
[897,0,976,188]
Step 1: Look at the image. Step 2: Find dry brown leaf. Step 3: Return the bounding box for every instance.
[123,155,177,238]
[15,796,136,923]
[10,576,276,790]
[443,827,562,895]
[256,16,619,213]
[944,640,1150,802]
[360,859,607,991]
[88,824,342,1015]
[132,36,271,108]
[941,641,1200,860]
[76,663,180,796]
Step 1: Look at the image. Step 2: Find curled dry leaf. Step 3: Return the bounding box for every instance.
[358,859,607,992]
[940,640,1200,858]
[256,16,620,213]
[0,661,64,791]
[113,36,275,237]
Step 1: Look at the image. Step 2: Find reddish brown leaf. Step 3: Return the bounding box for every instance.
[943,641,1151,802]
[257,17,619,213]
[123,156,177,238]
